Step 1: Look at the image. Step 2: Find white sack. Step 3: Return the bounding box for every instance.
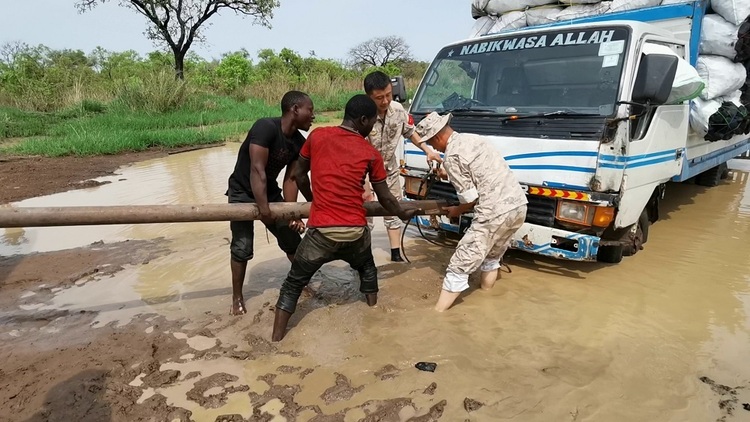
[555,3,612,21]
[723,89,743,105]
[696,55,747,100]
[474,0,557,16]
[700,14,740,59]
[642,43,705,103]
[660,0,694,4]
[711,0,750,25]
[609,0,662,13]
[690,97,723,135]
[489,11,528,34]
[689,91,744,136]
[472,0,490,16]
[558,0,601,4]
[470,15,497,38]
[526,7,563,26]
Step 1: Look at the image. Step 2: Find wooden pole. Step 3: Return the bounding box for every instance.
[0,200,449,228]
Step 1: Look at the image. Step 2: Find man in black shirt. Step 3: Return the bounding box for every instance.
[227,91,315,316]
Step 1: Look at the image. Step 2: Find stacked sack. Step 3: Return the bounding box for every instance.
[693,7,749,140]
[469,0,750,141]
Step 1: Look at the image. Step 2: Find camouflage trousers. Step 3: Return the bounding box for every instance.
[443,205,527,293]
[365,160,403,231]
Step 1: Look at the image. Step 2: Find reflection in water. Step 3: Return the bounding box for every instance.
[0,227,27,246]
[4,150,750,420]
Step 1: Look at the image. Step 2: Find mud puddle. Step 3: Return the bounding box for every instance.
[1,151,750,421]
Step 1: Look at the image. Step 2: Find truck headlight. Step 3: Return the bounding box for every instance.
[556,201,615,228]
[556,201,593,226]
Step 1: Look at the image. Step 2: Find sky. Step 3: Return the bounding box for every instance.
[0,0,474,63]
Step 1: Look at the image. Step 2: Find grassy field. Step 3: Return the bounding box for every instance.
[0,93,348,157]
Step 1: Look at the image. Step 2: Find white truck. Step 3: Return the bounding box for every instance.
[401,0,750,263]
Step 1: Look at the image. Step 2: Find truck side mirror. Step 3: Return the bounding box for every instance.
[391,75,407,103]
[632,53,678,105]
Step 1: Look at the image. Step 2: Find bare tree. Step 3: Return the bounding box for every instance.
[76,0,279,79]
[348,36,413,69]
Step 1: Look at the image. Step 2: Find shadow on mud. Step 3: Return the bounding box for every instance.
[24,369,112,422]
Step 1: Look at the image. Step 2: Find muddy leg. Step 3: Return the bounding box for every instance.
[287,253,315,297]
[479,269,499,290]
[272,308,293,342]
[435,271,469,312]
[435,290,461,312]
[230,259,248,315]
[273,230,332,341]
[346,228,379,306]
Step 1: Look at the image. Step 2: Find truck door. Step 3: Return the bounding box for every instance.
[615,40,688,226]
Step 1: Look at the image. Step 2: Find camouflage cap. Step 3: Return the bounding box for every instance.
[415,112,452,143]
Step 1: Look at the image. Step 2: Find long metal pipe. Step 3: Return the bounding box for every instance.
[0,200,449,228]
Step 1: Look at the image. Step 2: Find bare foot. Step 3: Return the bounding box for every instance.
[230,296,247,316]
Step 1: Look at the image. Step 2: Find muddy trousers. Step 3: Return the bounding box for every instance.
[276,228,378,314]
[444,205,527,293]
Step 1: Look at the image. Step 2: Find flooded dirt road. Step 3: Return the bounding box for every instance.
[2,146,750,421]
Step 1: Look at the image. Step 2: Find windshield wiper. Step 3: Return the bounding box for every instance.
[442,106,498,114]
[500,110,601,123]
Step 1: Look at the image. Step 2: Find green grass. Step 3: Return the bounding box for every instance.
[0,95,281,156]
[0,90,355,157]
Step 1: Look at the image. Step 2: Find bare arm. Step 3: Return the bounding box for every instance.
[294,156,313,202]
[249,144,271,217]
[283,160,300,203]
[446,200,477,218]
[409,132,443,163]
[372,181,416,221]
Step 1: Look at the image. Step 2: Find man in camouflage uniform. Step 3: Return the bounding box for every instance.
[415,112,528,311]
[363,71,442,262]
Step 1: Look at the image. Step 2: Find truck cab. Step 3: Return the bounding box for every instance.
[402,2,750,263]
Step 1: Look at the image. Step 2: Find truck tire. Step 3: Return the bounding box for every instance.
[597,244,623,264]
[622,210,649,256]
[720,162,730,180]
[696,165,722,187]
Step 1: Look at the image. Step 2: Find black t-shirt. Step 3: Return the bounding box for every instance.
[227,117,306,201]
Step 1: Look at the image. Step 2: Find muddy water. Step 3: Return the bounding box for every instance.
[2,148,750,420]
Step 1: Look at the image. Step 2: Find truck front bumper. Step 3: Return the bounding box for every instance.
[411,216,600,262]
[511,223,600,262]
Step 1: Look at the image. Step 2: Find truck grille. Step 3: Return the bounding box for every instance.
[526,195,556,227]
[414,180,556,227]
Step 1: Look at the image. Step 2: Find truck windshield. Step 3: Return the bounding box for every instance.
[411,27,629,117]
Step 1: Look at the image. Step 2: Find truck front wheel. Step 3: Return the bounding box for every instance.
[622,210,649,256]
[597,244,623,264]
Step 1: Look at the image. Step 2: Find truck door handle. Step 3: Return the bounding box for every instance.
[675,149,683,159]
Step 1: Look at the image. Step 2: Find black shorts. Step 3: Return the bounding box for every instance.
[228,189,301,262]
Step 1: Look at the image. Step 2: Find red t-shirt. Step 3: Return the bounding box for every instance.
[300,126,388,228]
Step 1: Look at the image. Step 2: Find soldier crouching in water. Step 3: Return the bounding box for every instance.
[272,95,419,341]
[415,112,528,311]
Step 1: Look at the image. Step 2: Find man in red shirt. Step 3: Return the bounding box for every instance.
[272,95,419,341]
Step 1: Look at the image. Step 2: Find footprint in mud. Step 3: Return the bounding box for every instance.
[320,373,364,404]
[463,397,484,413]
[277,365,302,374]
[186,373,250,409]
[142,369,181,388]
[699,376,749,420]
[374,364,401,381]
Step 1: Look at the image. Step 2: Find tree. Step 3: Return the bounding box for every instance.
[76,0,279,79]
[348,36,413,69]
